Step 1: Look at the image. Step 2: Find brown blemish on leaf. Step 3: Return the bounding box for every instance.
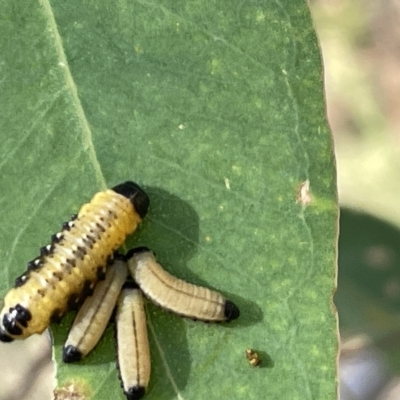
[245,348,262,367]
[53,381,91,400]
[296,180,312,206]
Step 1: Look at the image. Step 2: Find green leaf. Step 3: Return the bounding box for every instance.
[0,1,338,399]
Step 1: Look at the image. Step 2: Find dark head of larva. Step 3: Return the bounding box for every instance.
[125,246,151,260]
[112,181,149,219]
[0,328,13,342]
[63,344,83,363]
[224,300,240,322]
[125,386,146,400]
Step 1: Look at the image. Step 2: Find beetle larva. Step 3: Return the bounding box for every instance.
[0,181,149,342]
[126,247,239,322]
[116,282,151,400]
[63,255,128,362]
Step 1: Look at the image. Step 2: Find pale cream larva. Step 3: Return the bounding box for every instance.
[116,283,151,400]
[126,247,240,322]
[63,256,128,362]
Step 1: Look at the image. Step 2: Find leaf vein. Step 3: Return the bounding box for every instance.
[39,0,107,189]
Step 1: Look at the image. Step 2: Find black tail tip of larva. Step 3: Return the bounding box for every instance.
[125,246,151,260]
[112,181,150,219]
[62,345,83,363]
[0,328,13,342]
[224,300,240,322]
[125,386,146,400]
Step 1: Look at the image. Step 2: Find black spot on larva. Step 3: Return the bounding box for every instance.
[15,317,28,328]
[52,271,63,281]
[14,273,29,288]
[37,289,46,297]
[0,328,13,342]
[27,258,42,271]
[2,314,22,335]
[40,245,53,257]
[62,215,77,231]
[76,246,87,257]
[125,386,146,400]
[106,255,114,266]
[112,181,150,219]
[66,259,76,268]
[96,266,106,281]
[62,345,83,363]
[51,233,64,244]
[82,280,94,297]
[50,308,64,323]
[62,221,71,231]
[15,304,31,319]
[224,300,240,322]
[82,235,94,249]
[14,304,32,325]
[95,222,106,233]
[67,293,81,310]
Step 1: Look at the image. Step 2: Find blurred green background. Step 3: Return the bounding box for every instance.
[311,0,400,399]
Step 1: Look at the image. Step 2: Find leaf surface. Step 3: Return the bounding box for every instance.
[0,1,338,399]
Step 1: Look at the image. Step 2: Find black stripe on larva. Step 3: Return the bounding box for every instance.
[0,328,13,342]
[63,345,83,363]
[2,313,22,335]
[112,181,150,219]
[125,386,146,400]
[224,300,240,322]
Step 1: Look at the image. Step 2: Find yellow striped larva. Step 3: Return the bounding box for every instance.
[0,181,149,342]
